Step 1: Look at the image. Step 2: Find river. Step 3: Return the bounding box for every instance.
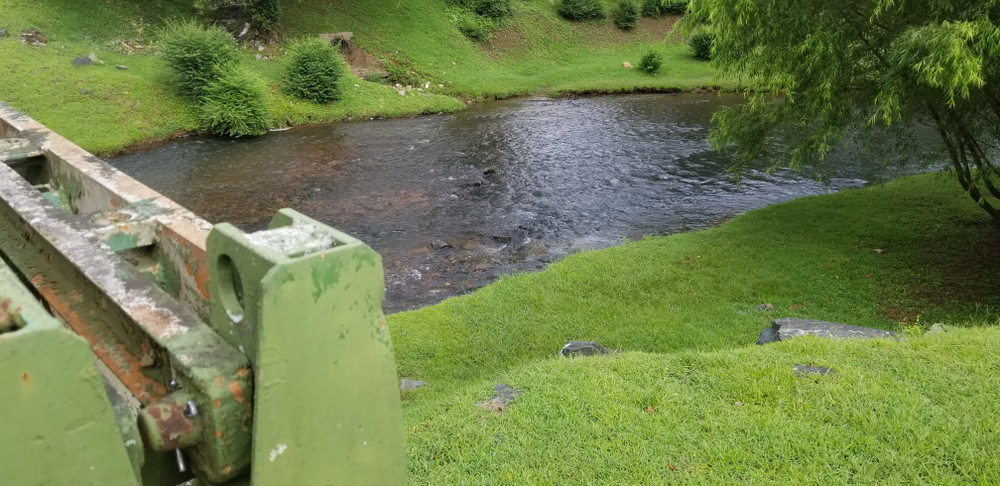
[111,93,923,313]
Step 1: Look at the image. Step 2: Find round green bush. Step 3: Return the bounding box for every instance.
[199,63,271,137]
[690,31,714,61]
[638,50,663,75]
[615,1,640,30]
[475,0,512,19]
[456,12,497,42]
[160,21,239,99]
[558,0,606,21]
[285,38,346,103]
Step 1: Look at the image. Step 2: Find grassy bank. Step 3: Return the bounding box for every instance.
[0,0,719,155]
[389,173,1000,483]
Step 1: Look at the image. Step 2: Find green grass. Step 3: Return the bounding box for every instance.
[389,173,1000,483]
[0,0,717,154]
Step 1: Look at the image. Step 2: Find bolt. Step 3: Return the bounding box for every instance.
[175,449,187,473]
[169,380,179,391]
[184,400,198,418]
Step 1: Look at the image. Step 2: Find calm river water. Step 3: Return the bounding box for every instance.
[111,93,922,312]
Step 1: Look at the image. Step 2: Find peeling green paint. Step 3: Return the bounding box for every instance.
[107,232,141,252]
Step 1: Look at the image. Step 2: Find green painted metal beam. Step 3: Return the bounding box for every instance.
[0,254,140,485]
[208,209,407,486]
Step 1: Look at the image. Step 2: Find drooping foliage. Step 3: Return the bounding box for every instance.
[684,0,1000,223]
[615,0,641,30]
[160,21,239,99]
[285,38,346,103]
[199,62,271,137]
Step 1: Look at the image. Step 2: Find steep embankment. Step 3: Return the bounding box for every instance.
[0,0,718,155]
[390,173,1000,483]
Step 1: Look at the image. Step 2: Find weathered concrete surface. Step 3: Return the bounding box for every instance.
[758,318,900,345]
[0,100,214,321]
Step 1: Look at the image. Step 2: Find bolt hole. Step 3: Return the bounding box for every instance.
[217,254,245,315]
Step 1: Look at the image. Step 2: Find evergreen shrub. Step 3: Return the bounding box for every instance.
[641,0,688,17]
[558,0,606,21]
[285,38,346,103]
[199,63,271,137]
[638,50,663,75]
[615,1,640,30]
[160,21,239,99]
[690,31,714,61]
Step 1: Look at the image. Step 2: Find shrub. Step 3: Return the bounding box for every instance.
[638,50,663,75]
[690,31,714,61]
[474,0,513,19]
[454,11,498,41]
[160,21,239,99]
[558,0,606,21]
[285,38,346,103]
[641,0,688,17]
[199,63,271,137]
[615,1,641,30]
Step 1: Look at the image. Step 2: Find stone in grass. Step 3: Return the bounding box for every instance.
[755,303,775,312]
[0,29,7,38]
[115,65,127,70]
[72,56,93,66]
[478,383,522,412]
[793,364,835,377]
[561,341,615,357]
[400,379,427,391]
[757,317,901,345]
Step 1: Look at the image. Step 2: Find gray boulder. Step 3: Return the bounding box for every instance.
[561,341,615,357]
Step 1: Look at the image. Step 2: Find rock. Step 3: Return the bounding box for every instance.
[72,56,93,66]
[477,383,522,412]
[755,303,775,312]
[493,234,512,243]
[431,240,451,250]
[756,317,901,345]
[0,29,7,38]
[927,323,948,334]
[622,61,633,68]
[756,327,780,345]
[561,341,615,357]
[20,29,47,45]
[114,64,127,70]
[87,52,102,64]
[482,167,497,175]
[318,32,353,44]
[400,379,427,391]
[792,364,835,377]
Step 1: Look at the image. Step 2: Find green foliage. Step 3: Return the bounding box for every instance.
[684,0,1000,223]
[638,50,662,74]
[193,0,281,32]
[159,21,239,99]
[285,38,346,103]
[558,0,605,21]
[689,30,713,61]
[641,0,687,17]
[447,0,513,19]
[454,10,498,41]
[199,63,271,137]
[614,1,640,30]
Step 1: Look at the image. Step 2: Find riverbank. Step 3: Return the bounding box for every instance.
[390,173,1000,483]
[0,0,722,156]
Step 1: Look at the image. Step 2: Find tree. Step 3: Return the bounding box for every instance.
[683,0,1000,224]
